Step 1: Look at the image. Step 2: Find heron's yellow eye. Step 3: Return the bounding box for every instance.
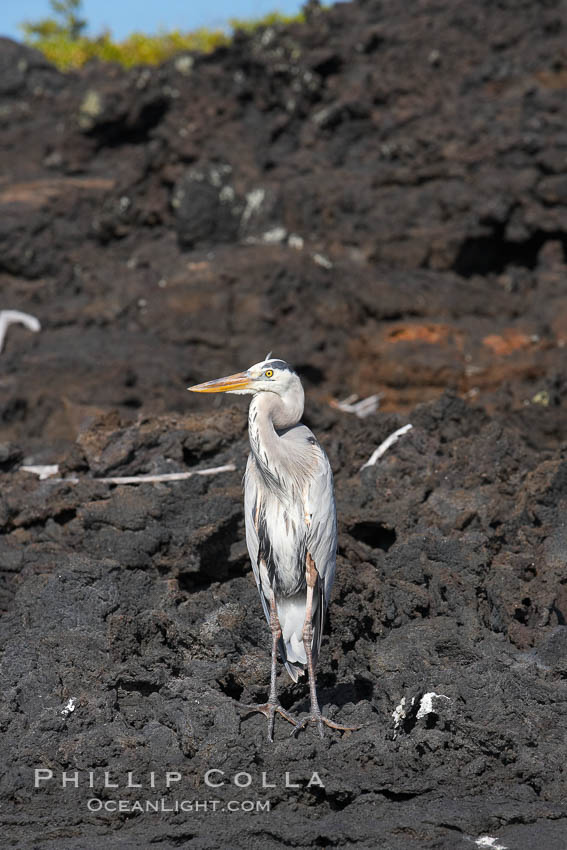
[265,369,273,378]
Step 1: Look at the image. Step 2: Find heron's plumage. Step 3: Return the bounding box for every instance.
[244,374,337,682]
[189,355,338,685]
[188,355,352,738]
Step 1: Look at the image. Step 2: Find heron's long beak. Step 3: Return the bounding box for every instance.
[188,371,252,393]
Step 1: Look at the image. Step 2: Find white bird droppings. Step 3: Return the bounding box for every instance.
[475,837,507,850]
[241,188,265,227]
[392,696,414,738]
[392,697,407,726]
[262,226,287,244]
[416,692,451,720]
[312,252,333,269]
[219,185,235,204]
[61,698,77,717]
[174,55,194,75]
[392,692,451,738]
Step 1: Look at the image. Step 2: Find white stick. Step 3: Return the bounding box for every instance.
[0,310,41,353]
[360,424,413,471]
[20,464,60,480]
[331,393,381,419]
[20,463,236,484]
[99,465,236,484]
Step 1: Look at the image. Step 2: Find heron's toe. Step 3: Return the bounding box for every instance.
[237,700,299,741]
[292,711,360,737]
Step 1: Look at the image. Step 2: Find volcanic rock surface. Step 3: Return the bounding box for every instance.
[1,1,567,847]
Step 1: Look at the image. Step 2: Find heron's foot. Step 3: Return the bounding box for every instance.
[292,708,360,739]
[238,701,299,742]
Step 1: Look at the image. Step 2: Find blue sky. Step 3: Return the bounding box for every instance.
[1,0,306,41]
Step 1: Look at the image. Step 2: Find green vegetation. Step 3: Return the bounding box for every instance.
[228,10,304,35]
[20,0,306,70]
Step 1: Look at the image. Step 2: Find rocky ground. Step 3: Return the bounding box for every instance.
[1,0,567,847]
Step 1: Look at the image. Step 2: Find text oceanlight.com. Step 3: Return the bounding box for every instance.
[86,798,270,813]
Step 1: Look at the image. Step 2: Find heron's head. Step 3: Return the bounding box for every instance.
[188,355,302,399]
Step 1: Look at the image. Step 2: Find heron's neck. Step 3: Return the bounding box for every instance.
[248,392,305,499]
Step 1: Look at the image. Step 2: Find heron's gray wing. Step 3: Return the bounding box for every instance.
[301,430,338,667]
[283,425,338,600]
[244,453,271,626]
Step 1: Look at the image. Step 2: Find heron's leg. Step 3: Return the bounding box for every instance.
[268,597,281,702]
[293,554,359,738]
[238,596,298,742]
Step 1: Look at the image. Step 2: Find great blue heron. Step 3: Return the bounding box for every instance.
[189,356,356,740]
